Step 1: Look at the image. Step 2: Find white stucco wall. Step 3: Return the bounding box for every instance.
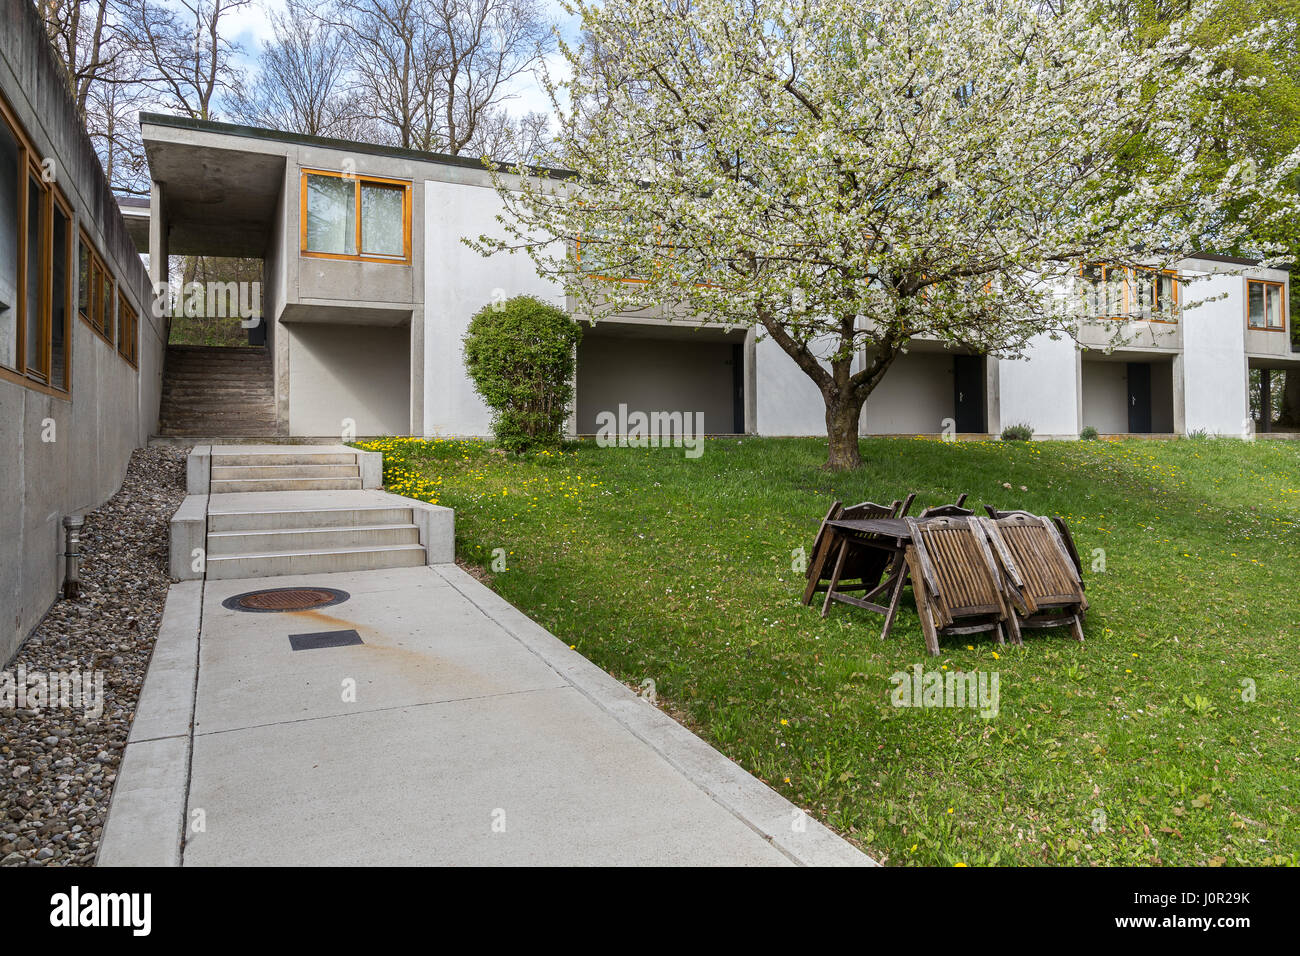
[1181,272,1249,435]
[422,178,565,436]
[997,334,1080,437]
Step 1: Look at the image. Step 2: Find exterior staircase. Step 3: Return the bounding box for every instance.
[158,345,278,437]
[191,446,430,579]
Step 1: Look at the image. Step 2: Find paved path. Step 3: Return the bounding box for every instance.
[102,564,872,866]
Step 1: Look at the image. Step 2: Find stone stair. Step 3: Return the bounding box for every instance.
[210,450,363,493]
[158,345,278,437]
[205,504,426,579]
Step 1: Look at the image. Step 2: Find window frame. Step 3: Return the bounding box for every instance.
[1246,278,1286,332]
[78,229,117,348]
[116,287,137,367]
[1079,263,1180,324]
[0,92,75,399]
[299,168,412,264]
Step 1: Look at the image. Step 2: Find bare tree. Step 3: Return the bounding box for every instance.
[428,0,552,155]
[125,0,250,120]
[469,107,549,162]
[83,53,153,192]
[233,0,371,138]
[37,0,128,117]
[327,0,446,150]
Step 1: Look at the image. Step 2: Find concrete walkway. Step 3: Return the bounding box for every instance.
[101,564,872,866]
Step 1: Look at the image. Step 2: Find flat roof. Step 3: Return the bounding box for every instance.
[137,112,573,179]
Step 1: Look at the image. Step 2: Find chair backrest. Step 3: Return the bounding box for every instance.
[983,505,1035,520]
[840,499,900,521]
[919,493,970,519]
[906,516,1006,625]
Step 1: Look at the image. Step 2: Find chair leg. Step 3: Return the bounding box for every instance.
[994,621,1006,645]
[801,533,834,605]
[821,539,849,618]
[879,557,908,641]
[908,554,941,656]
[1069,613,1085,643]
[1005,613,1023,647]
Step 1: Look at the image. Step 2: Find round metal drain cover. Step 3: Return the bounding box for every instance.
[222,586,350,613]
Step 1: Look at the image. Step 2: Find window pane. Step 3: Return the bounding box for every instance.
[99,269,112,340]
[0,117,17,369]
[305,174,356,255]
[25,175,42,377]
[1248,282,1264,328]
[1266,285,1283,328]
[78,239,89,316]
[360,182,405,257]
[51,203,68,389]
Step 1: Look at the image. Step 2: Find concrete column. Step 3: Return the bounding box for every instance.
[1171,352,1186,436]
[148,181,169,332]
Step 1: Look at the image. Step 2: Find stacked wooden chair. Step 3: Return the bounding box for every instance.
[903,515,1011,655]
[802,494,915,614]
[976,509,1088,643]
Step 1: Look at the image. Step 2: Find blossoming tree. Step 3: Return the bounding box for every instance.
[481,0,1299,469]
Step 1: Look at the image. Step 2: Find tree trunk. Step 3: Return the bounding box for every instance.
[824,395,866,470]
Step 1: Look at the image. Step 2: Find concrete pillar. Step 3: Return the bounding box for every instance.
[148,181,169,334]
[1171,352,1186,435]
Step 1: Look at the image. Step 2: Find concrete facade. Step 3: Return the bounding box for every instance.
[137,114,1298,446]
[1,0,163,661]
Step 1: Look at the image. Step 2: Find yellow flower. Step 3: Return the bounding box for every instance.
[780,718,788,726]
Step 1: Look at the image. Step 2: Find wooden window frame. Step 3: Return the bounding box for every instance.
[1246,278,1286,332]
[299,168,412,264]
[116,288,138,367]
[0,92,74,399]
[48,188,73,392]
[1080,263,1179,324]
[77,230,116,347]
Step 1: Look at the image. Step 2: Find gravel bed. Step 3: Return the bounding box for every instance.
[0,445,188,866]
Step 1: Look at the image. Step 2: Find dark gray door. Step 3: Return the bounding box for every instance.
[954,355,986,433]
[1127,362,1152,433]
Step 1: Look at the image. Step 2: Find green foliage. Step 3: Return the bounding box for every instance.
[1080,425,1100,440]
[462,295,582,452]
[1001,422,1034,441]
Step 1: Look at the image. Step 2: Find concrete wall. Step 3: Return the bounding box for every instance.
[1182,271,1249,435]
[1080,360,1129,434]
[860,351,955,433]
[575,333,738,434]
[286,323,409,436]
[0,0,161,661]
[998,334,1079,437]
[422,176,566,436]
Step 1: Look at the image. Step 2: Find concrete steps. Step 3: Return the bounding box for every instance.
[197,448,428,578]
[159,345,278,437]
[208,451,363,493]
[206,542,427,579]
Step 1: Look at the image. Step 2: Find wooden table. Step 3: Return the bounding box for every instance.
[821,518,915,639]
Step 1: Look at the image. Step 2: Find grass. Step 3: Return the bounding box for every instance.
[356,434,1299,866]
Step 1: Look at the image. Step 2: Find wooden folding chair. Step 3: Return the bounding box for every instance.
[983,506,1085,580]
[817,494,917,617]
[801,500,844,605]
[903,515,1011,655]
[976,512,1088,643]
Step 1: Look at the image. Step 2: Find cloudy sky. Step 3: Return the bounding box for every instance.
[221,0,582,121]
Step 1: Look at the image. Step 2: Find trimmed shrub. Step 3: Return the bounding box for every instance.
[1000,422,1034,442]
[463,295,582,452]
[1079,425,1099,440]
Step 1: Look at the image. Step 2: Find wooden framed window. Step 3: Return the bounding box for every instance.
[1080,263,1178,323]
[1247,279,1285,331]
[78,230,117,347]
[300,169,411,263]
[116,289,137,367]
[0,91,75,396]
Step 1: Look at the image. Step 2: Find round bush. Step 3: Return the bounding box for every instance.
[1079,425,1099,440]
[1000,422,1034,442]
[463,295,582,452]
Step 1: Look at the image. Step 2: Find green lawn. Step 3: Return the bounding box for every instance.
[357,434,1299,865]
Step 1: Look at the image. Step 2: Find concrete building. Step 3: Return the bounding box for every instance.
[138,113,1297,444]
[1,0,164,661]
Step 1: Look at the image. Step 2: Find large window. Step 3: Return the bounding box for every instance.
[116,289,137,367]
[1080,263,1179,323]
[0,95,75,394]
[1247,279,1285,331]
[78,231,115,345]
[301,170,410,262]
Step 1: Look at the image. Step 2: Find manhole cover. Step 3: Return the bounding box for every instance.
[222,587,350,613]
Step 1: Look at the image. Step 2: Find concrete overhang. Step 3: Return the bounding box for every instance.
[141,116,286,258]
[280,302,413,327]
[116,196,150,253]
